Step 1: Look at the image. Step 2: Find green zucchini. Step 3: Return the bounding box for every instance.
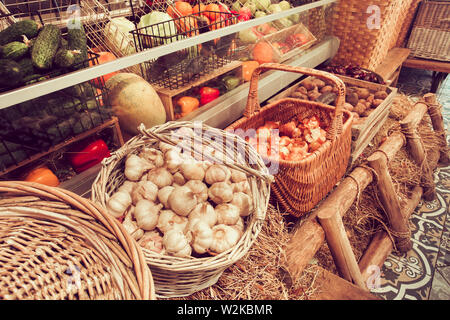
[0,59,24,87]
[54,49,76,68]
[0,20,39,46]
[17,58,34,75]
[31,24,61,70]
[67,24,88,69]
[2,41,29,60]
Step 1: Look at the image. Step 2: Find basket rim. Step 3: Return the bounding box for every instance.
[0,181,156,300]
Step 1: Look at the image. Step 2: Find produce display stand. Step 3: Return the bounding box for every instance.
[283,93,447,290]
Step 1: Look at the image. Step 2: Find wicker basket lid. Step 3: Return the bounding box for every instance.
[0,181,155,300]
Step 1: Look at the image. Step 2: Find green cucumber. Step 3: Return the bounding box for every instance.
[31,24,61,70]
[17,58,34,75]
[2,41,29,60]
[0,59,24,86]
[54,49,76,68]
[0,20,39,46]
[67,24,88,69]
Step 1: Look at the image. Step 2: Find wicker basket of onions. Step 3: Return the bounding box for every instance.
[91,121,273,298]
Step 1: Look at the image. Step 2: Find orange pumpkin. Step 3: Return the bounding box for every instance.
[176,16,198,37]
[168,1,193,18]
[252,42,274,64]
[24,166,60,187]
[90,51,118,88]
[204,4,220,20]
[192,3,206,16]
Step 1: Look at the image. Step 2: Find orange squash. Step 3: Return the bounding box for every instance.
[252,42,274,65]
[242,60,259,82]
[90,51,118,88]
[24,166,60,187]
[192,3,206,16]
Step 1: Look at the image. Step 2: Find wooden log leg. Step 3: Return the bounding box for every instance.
[317,209,367,290]
[359,185,423,282]
[367,152,412,253]
[400,121,436,200]
[424,93,450,165]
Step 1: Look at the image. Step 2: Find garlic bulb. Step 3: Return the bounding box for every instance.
[124,154,152,181]
[131,180,158,205]
[210,224,241,254]
[215,203,240,225]
[204,164,231,185]
[232,180,251,195]
[189,220,213,254]
[157,186,175,208]
[184,180,208,203]
[123,212,144,240]
[232,217,245,237]
[163,229,192,257]
[117,180,137,194]
[138,231,164,254]
[188,202,217,227]
[165,148,184,173]
[180,160,206,181]
[231,192,253,217]
[134,199,162,231]
[230,168,247,183]
[107,190,132,217]
[208,182,233,204]
[146,167,173,189]
[139,147,164,167]
[168,185,197,216]
[157,209,188,234]
[172,172,186,186]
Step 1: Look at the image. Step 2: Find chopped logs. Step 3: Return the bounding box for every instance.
[283,93,447,289]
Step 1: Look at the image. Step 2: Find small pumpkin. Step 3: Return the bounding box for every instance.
[24,166,60,187]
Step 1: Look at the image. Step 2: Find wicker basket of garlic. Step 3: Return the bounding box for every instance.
[91,121,273,298]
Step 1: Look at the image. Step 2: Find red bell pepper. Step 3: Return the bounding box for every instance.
[199,86,220,106]
[69,139,111,173]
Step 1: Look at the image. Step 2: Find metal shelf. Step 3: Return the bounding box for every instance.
[0,0,337,109]
[183,36,340,129]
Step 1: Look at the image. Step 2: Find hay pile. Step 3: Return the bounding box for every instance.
[176,93,443,299]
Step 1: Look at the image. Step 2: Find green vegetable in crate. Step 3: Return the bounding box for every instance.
[67,24,88,69]
[137,11,177,44]
[18,58,34,75]
[54,49,80,68]
[0,20,39,46]
[22,74,46,85]
[1,41,28,60]
[31,24,61,70]
[0,59,24,87]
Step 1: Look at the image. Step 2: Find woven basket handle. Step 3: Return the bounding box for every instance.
[245,63,347,140]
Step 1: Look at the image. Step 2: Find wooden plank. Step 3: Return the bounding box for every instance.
[309,265,381,300]
[403,58,450,74]
[375,48,411,81]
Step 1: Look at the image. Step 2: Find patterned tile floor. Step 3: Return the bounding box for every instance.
[371,68,450,300]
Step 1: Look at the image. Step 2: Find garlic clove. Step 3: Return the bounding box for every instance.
[157,186,175,208]
[215,203,240,225]
[163,229,192,257]
[138,231,165,254]
[139,147,164,168]
[230,168,248,183]
[210,224,241,254]
[124,154,153,181]
[184,180,208,203]
[172,172,186,186]
[131,180,158,205]
[123,212,144,241]
[179,160,206,181]
[157,209,188,234]
[208,182,233,205]
[230,192,253,217]
[204,164,231,185]
[189,220,213,254]
[134,199,162,231]
[146,167,174,189]
[168,185,197,217]
[107,190,132,218]
[117,180,137,194]
[188,202,217,228]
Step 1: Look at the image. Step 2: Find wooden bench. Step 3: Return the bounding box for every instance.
[403,57,450,93]
[375,48,411,87]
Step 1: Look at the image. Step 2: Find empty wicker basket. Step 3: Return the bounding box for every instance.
[90,121,273,298]
[0,181,155,300]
